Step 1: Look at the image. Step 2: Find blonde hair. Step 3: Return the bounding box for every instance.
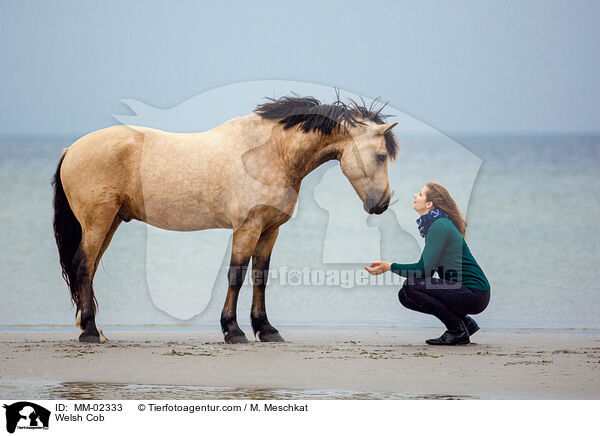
[425,182,468,237]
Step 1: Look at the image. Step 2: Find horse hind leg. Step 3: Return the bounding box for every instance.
[93,215,122,275]
[76,211,121,343]
[78,215,121,337]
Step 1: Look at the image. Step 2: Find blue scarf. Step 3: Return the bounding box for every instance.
[416,209,448,238]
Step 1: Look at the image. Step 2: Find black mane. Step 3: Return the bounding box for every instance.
[254,95,399,159]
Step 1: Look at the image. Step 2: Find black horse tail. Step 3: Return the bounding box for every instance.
[52,150,83,312]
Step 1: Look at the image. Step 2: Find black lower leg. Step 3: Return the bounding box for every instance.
[78,294,103,343]
[250,255,283,342]
[221,264,249,344]
[251,313,283,342]
[79,314,101,342]
[73,255,104,343]
[220,313,247,344]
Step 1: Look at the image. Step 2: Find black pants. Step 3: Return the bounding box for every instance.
[398,278,490,331]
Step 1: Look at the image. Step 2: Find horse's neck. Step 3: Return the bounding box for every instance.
[277,129,343,184]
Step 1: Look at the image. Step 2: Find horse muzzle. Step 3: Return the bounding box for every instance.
[365,195,390,215]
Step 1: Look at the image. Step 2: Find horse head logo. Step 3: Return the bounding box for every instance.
[3,402,50,434]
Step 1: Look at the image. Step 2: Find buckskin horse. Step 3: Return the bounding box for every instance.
[52,95,398,343]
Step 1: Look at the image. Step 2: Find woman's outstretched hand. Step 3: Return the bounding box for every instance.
[364,261,392,275]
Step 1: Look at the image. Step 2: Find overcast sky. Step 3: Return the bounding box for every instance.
[0,0,598,136]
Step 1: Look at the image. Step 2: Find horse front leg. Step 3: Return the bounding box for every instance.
[220,224,261,344]
[250,228,284,342]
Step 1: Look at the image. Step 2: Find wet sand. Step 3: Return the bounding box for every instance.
[1,329,599,399]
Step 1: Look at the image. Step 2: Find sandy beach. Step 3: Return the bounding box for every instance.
[1,328,599,400]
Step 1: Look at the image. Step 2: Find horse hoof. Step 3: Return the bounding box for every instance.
[79,334,102,343]
[224,333,248,344]
[79,330,108,343]
[259,332,285,342]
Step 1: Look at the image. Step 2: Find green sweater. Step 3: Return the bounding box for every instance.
[391,217,490,291]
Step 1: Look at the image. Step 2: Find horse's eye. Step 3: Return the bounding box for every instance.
[376,154,387,163]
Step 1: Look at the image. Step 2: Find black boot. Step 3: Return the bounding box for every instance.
[426,322,470,345]
[463,315,480,336]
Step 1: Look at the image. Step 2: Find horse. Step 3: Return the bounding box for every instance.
[52,95,399,344]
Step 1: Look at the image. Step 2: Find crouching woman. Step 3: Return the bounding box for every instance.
[365,182,490,345]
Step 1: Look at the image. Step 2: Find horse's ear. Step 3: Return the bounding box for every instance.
[376,123,397,135]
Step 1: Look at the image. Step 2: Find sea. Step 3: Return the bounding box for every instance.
[1,134,599,332]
